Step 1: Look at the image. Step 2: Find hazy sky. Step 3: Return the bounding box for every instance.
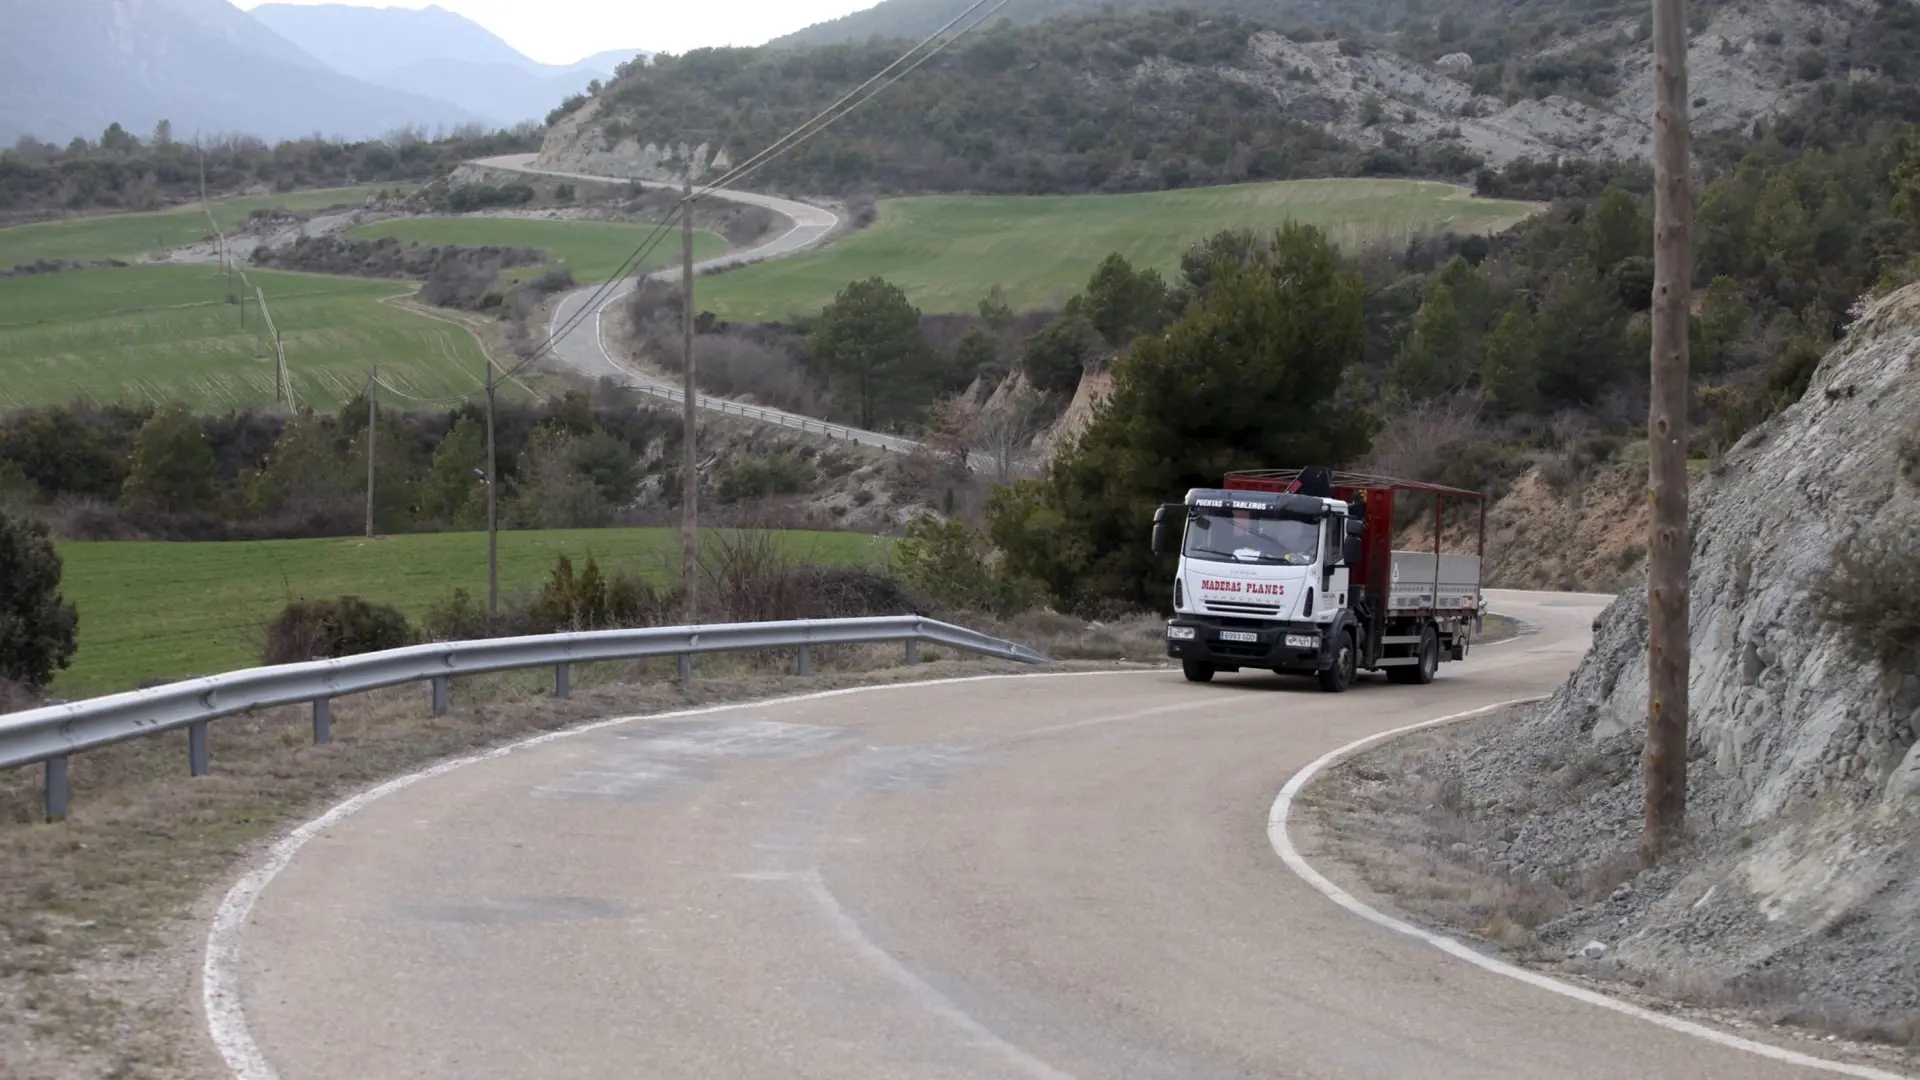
[229,0,883,63]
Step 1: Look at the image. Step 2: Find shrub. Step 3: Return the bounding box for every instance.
[0,510,79,690]
[263,596,414,665]
[1814,517,1920,673]
[531,554,613,631]
[421,587,496,641]
[1019,314,1103,395]
[895,516,1041,616]
[716,454,818,503]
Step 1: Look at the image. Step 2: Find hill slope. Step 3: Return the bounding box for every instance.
[550,2,1903,197]
[252,3,649,127]
[1454,284,1920,1026]
[0,0,486,144]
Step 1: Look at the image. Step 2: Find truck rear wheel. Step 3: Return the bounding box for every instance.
[1389,627,1440,685]
[1182,659,1216,683]
[1316,632,1355,693]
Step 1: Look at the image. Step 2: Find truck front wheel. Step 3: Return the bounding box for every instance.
[1316,632,1355,693]
[1182,659,1216,683]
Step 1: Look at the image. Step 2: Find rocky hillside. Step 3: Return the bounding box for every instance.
[541,0,1915,194]
[1453,284,1920,1027]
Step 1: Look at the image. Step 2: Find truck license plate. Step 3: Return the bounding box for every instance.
[1219,631,1259,643]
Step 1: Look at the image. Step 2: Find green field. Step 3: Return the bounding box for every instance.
[53,527,891,696]
[700,179,1538,320]
[0,185,412,267]
[0,264,488,411]
[347,217,729,283]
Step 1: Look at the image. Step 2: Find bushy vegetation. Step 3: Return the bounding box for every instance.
[262,596,414,665]
[0,390,685,542]
[1815,516,1920,675]
[572,11,1498,198]
[990,223,1373,610]
[0,509,78,690]
[0,123,540,220]
[251,235,548,281]
[894,516,1040,616]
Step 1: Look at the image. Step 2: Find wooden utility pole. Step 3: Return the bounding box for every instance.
[365,368,378,538]
[484,360,500,617]
[1644,0,1694,862]
[680,177,699,622]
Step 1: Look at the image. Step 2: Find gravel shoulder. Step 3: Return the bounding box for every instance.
[1295,704,1919,1073]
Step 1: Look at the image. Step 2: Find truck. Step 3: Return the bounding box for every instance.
[1151,466,1487,692]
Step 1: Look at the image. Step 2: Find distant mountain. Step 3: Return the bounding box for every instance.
[249,3,537,80]
[0,0,487,144]
[251,3,648,126]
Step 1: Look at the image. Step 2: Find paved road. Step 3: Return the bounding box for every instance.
[472,155,968,465]
[221,589,1869,1079]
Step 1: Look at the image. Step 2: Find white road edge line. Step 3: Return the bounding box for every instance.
[1266,699,1916,1080]
[201,669,1151,1080]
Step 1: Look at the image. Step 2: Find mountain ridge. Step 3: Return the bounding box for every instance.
[249,3,649,127]
[0,0,489,144]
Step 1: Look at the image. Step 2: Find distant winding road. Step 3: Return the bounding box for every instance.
[205,589,1897,1080]
[472,154,943,461]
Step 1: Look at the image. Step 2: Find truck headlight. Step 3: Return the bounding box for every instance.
[1284,634,1317,649]
[1167,625,1197,640]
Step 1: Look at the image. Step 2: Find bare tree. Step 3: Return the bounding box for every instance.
[973,384,1051,485]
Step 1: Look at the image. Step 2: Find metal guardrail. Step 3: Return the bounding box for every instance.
[2,616,1047,822]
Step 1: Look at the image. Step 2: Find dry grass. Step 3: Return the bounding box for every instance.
[1294,720,1574,955]
[1299,711,1920,1064]
[0,645,1152,1079]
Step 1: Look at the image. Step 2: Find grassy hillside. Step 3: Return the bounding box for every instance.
[346,216,728,283]
[0,185,409,266]
[53,527,891,696]
[0,265,488,411]
[699,179,1535,319]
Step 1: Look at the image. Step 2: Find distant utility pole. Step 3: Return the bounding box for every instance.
[1644,0,1694,863]
[484,360,500,617]
[680,176,699,623]
[273,328,286,408]
[365,367,378,539]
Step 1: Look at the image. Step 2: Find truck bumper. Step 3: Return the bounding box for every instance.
[1164,616,1329,673]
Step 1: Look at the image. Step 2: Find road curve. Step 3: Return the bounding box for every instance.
[473,154,948,462]
[213,590,1859,1080]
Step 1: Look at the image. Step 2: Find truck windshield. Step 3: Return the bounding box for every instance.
[1183,512,1318,565]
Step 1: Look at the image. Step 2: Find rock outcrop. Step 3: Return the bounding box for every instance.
[534,97,732,183]
[1479,284,1920,1022]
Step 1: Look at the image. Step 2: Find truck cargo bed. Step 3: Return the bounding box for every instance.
[1386,551,1481,613]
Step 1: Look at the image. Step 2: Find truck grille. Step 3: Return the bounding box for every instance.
[1206,600,1282,616]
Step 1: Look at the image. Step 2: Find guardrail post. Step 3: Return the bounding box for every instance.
[676,654,692,682]
[554,662,572,699]
[905,639,919,666]
[188,721,210,777]
[431,676,451,716]
[45,756,69,822]
[313,698,332,745]
[795,644,811,676]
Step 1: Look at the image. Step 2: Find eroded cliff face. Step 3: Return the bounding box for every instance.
[533,97,732,183]
[1454,284,1919,1023]
[1556,284,1920,818]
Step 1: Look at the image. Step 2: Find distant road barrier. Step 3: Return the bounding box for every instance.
[1,616,1048,822]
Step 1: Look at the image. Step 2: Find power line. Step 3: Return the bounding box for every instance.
[503,0,1013,381]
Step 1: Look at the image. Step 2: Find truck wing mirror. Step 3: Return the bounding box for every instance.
[1342,534,1362,566]
[1346,518,1365,537]
[1151,503,1183,555]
